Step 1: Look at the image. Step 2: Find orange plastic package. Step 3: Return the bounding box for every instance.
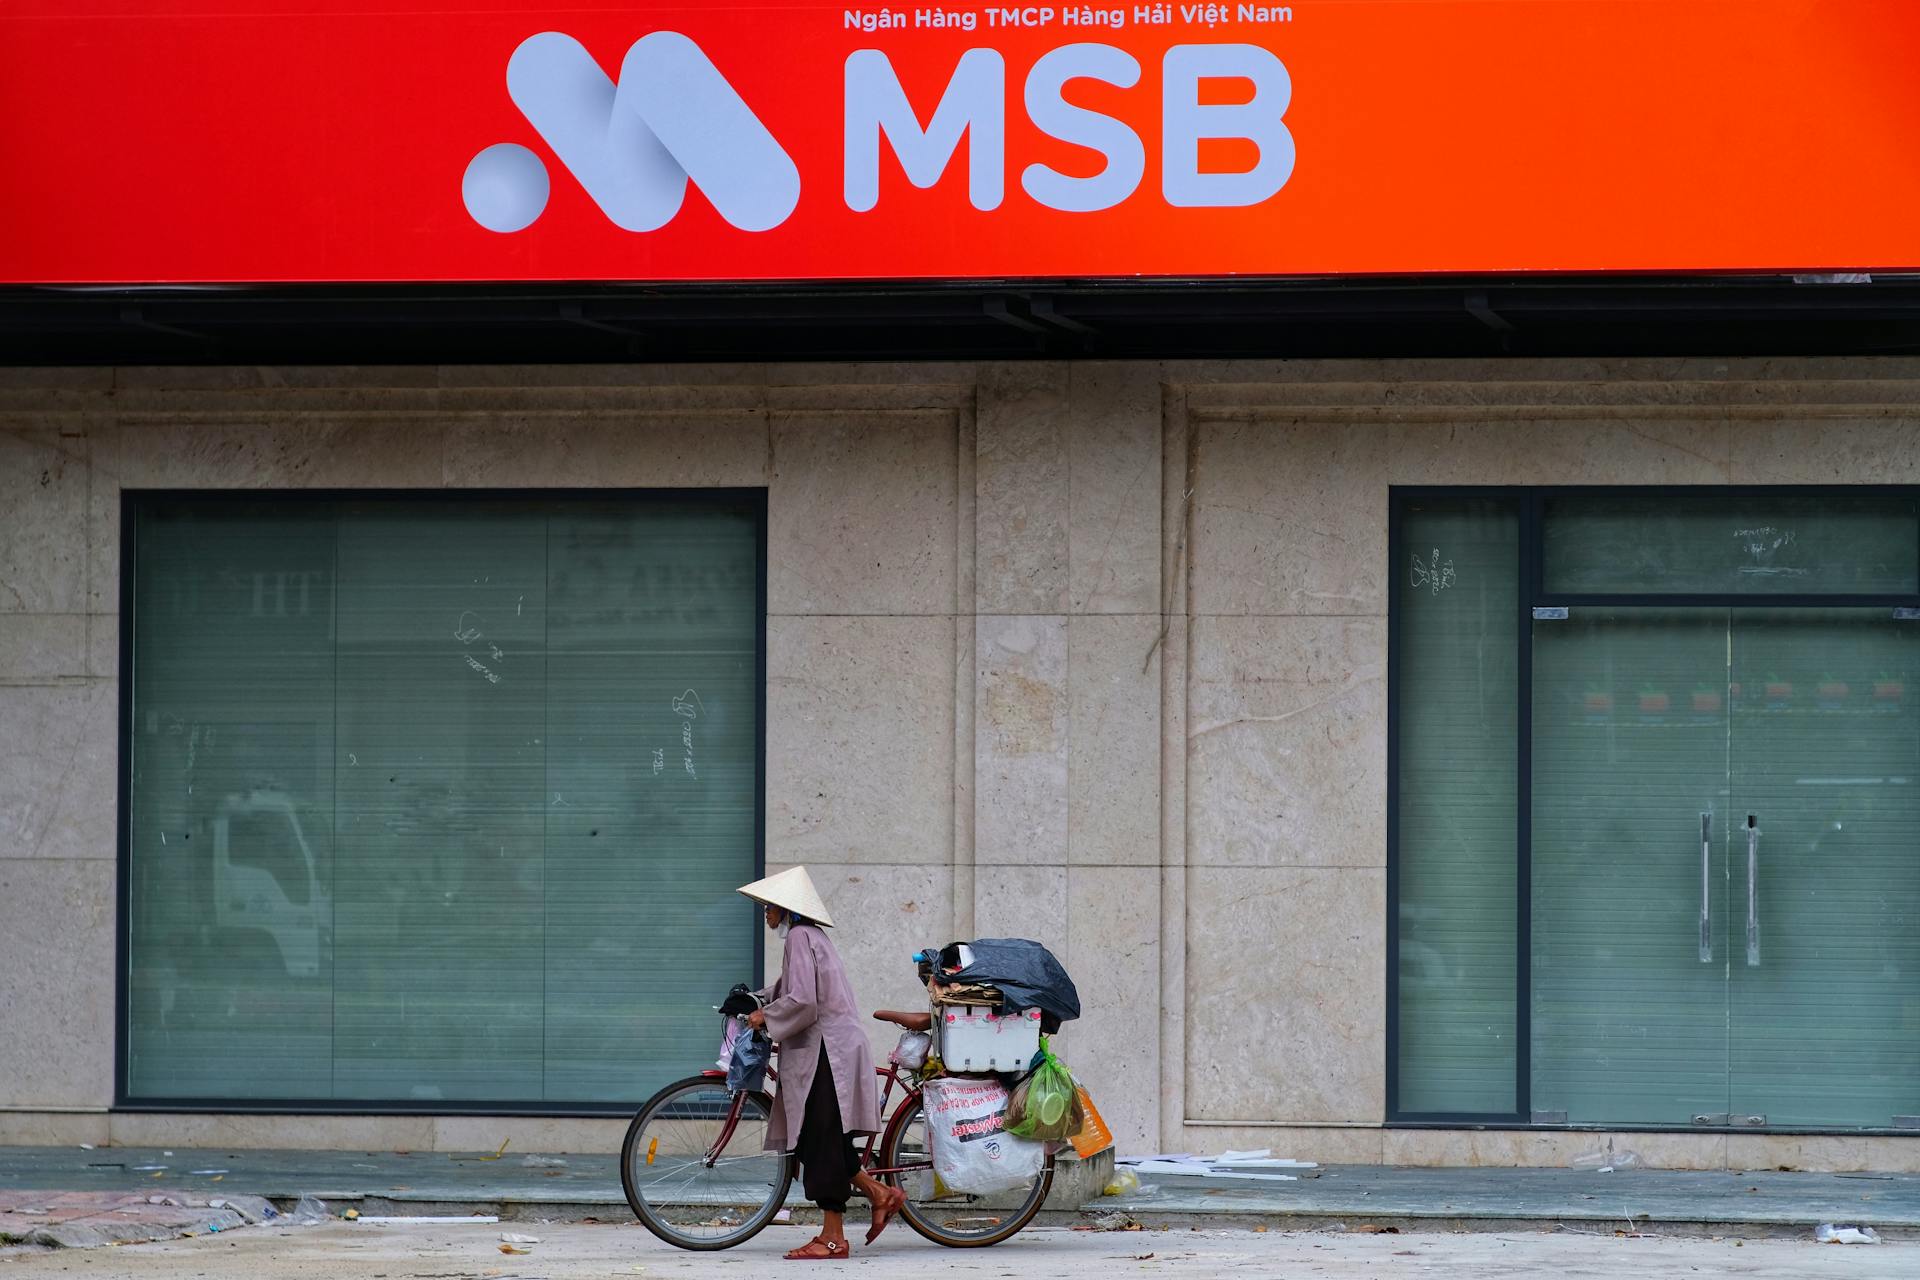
[1069,1087,1114,1159]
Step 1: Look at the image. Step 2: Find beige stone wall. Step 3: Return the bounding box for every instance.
[5,359,1920,1170]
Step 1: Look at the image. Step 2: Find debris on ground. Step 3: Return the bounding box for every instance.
[0,1190,270,1250]
[287,1195,332,1225]
[1571,1144,1641,1172]
[1814,1223,1881,1244]
[1118,1150,1315,1182]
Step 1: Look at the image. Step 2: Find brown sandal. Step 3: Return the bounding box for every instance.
[784,1238,850,1261]
[865,1185,908,1244]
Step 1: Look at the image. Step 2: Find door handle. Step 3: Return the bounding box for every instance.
[1746,815,1761,967]
[1699,812,1713,963]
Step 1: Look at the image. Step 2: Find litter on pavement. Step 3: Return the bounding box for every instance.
[1118,1149,1318,1180]
[1814,1223,1882,1244]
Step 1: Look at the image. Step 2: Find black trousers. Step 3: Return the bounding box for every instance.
[795,1045,859,1213]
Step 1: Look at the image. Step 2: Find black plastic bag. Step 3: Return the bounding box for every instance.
[941,938,1080,1026]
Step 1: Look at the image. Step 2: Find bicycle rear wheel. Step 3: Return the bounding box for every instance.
[878,1096,1054,1248]
[621,1075,793,1250]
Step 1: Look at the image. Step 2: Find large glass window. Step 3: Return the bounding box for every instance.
[1393,498,1520,1114]
[1393,488,1920,1130]
[124,493,763,1108]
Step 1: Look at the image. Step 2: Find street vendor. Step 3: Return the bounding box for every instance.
[739,867,907,1260]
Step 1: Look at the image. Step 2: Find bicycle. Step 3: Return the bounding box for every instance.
[620,1010,1056,1251]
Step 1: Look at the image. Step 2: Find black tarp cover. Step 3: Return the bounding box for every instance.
[943,938,1081,1024]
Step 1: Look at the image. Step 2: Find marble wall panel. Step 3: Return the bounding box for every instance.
[767,616,954,866]
[443,411,769,489]
[1068,364,1164,614]
[1727,1134,1920,1174]
[1067,865,1161,1153]
[1188,416,1389,617]
[0,682,116,861]
[768,410,958,616]
[1386,416,1733,487]
[0,427,87,614]
[0,859,114,1107]
[87,615,118,681]
[974,865,1069,952]
[1382,1129,1727,1170]
[1187,616,1386,869]
[112,418,447,490]
[0,1112,110,1147]
[0,615,86,682]
[977,364,1070,615]
[975,616,1068,866]
[107,1113,437,1152]
[1185,866,1385,1125]
[1068,615,1161,866]
[430,1116,626,1154]
[1729,416,1920,484]
[85,427,119,616]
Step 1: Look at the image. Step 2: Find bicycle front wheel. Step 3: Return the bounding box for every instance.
[878,1096,1055,1248]
[620,1075,793,1251]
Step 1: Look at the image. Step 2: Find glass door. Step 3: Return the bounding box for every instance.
[1726,610,1920,1128]
[1532,605,1920,1129]
[1392,488,1920,1129]
[1530,608,1732,1126]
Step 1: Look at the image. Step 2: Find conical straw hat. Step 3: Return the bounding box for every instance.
[736,866,834,928]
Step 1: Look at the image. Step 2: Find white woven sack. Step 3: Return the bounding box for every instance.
[920,1075,1044,1195]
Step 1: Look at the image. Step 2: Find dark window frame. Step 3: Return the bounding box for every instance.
[1387,484,1920,1133]
[114,487,769,1117]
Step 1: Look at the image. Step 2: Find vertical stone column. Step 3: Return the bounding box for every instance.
[0,392,116,1144]
[764,405,967,1066]
[972,362,1165,1154]
[1176,404,1390,1162]
[974,360,1072,982]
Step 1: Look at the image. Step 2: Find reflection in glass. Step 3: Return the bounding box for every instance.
[126,498,760,1105]
[1530,608,1732,1126]
[1396,499,1519,1114]
[1544,493,1920,596]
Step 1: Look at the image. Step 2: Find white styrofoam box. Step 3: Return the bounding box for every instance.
[937,1004,1042,1073]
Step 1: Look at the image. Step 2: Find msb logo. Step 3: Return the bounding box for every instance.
[463,32,800,234]
[467,31,1296,234]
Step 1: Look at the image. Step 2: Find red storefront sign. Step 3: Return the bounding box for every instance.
[2,1,1917,283]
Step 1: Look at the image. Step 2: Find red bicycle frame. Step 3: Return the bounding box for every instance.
[698,1058,930,1182]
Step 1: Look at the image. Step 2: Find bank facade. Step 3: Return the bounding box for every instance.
[5,357,1920,1172]
[8,0,1920,1174]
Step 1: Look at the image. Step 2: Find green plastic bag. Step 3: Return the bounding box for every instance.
[1005,1036,1083,1142]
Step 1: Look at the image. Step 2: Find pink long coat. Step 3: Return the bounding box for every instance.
[756,923,883,1152]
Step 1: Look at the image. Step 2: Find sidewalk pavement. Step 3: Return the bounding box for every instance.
[4,1145,1919,1242]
